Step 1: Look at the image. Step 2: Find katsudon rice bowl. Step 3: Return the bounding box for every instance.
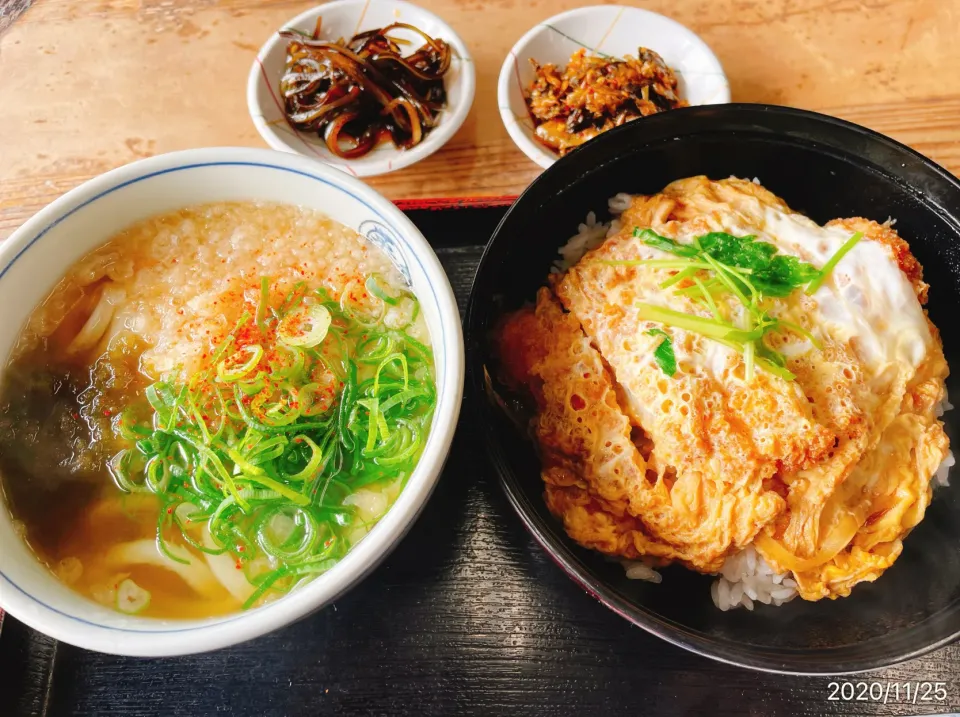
[0,148,463,656]
[496,176,953,613]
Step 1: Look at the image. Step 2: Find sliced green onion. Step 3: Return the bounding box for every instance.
[196,311,250,384]
[237,373,267,396]
[338,360,357,451]
[278,305,331,348]
[270,344,305,380]
[285,436,324,482]
[359,398,380,452]
[217,345,264,383]
[249,385,301,428]
[256,276,270,332]
[105,271,435,614]
[355,334,395,364]
[185,392,213,445]
[365,273,402,305]
[156,511,191,565]
[233,384,327,434]
[145,455,171,493]
[255,507,320,562]
[237,473,309,506]
[374,353,409,395]
[298,378,336,417]
[225,446,265,476]
[116,578,151,614]
[173,430,249,511]
[116,409,151,441]
[375,423,422,466]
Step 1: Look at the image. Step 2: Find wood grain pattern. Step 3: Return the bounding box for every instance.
[2,0,960,241]
[2,210,960,717]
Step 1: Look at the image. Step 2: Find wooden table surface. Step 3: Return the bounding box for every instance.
[2,0,960,242]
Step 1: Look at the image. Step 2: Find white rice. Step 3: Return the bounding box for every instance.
[709,546,798,611]
[553,193,633,272]
[620,546,798,612]
[934,451,955,488]
[620,560,662,583]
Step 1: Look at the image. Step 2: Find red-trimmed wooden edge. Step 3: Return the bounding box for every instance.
[392,196,517,211]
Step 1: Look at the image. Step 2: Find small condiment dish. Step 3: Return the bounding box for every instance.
[247,0,475,178]
[498,5,730,170]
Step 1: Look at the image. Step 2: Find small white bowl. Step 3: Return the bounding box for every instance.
[498,5,731,169]
[247,0,475,178]
[0,147,464,656]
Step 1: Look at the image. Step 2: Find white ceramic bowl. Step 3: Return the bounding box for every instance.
[247,0,475,177]
[0,147,464,656]
[498,5,731,169]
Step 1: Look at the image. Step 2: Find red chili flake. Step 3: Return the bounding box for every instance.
[237,546,245,553]
[72,413,80,419]
[167,507,174,514]
[235,561,243,570]
[103,409,112,417]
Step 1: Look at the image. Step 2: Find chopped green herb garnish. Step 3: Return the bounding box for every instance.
[636,227,821,298]
[618,225,859,381]
[646,328,677,377]
[107,276,436,609]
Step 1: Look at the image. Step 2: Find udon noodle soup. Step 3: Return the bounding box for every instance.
[0,202,435,618]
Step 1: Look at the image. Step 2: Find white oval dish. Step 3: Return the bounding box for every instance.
[0,147,464,656]
[498,5,731,170]
[247,0,475,178]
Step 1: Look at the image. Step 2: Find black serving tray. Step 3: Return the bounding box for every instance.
[2,203,959,717]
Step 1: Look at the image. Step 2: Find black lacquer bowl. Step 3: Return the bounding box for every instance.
[465,104,960,674]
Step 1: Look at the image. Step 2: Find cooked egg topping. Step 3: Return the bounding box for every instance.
[499,176,949,600]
